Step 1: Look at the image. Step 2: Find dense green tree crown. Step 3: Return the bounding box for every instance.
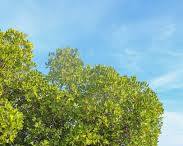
[0,98,23,144]
[0,29,163,146]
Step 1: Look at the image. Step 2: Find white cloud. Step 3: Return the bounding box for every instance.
[110,48,143,73]
[124,48,139,56]
[150,70,183,91]
[105,17,179,75]
[158,23,176,40]
[159,112,183,146]
[166,50,183,57]
[150,71,178,88]
[109,17,176,47]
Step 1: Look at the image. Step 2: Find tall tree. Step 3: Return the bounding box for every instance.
[0,29,164,146]
[47,48,164,146]
[0,29,33,145]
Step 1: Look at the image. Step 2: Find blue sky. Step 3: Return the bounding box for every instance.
[1,0,183,145]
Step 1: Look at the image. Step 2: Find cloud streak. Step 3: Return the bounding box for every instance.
[150,70,183,91]
[159,112,183,146]
[158,23,176,40]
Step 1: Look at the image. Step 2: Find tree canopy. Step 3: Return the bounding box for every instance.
[0,29,163,146]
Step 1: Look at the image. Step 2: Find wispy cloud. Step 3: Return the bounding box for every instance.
[104,17,179,75]
[159,112,183,146]
[166,50,183,57]
[108,17,176,47]
[150,70,183,91]
[110,48,143,73]
[158,23,176,40]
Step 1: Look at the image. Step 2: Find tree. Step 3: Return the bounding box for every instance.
[0,29,66,145]
[0,29,33,145]
[46,48,84,94]
[47,48,164,146]
[0,29,163,146]
[0,98,23,144]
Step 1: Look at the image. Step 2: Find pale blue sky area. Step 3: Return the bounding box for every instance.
[1,0,183,145]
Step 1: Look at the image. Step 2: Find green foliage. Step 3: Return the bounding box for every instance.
[0,98,23,144]
[46,48,164,146]
[0,29,34,145]
[47,48,84,93]
[0,29,164,146]
[0,29,34,80]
